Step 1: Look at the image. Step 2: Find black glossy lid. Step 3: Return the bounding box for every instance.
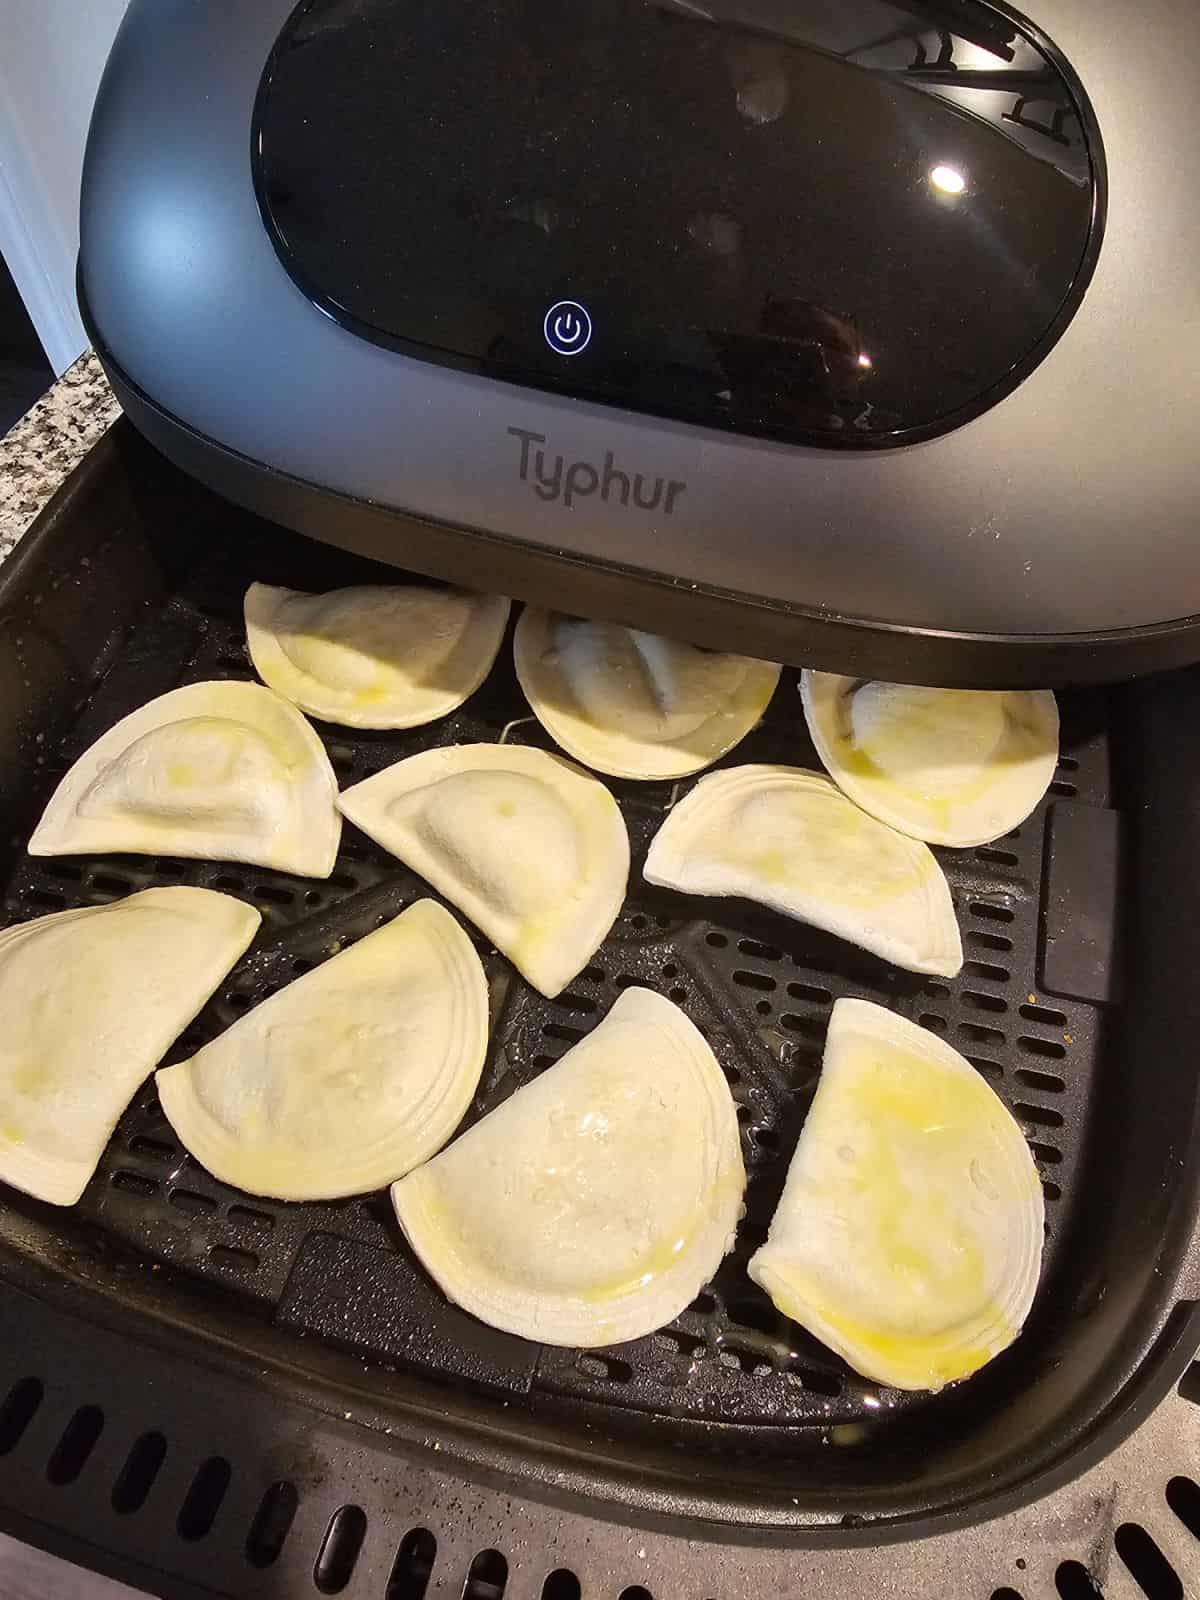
[258,0,1102,448]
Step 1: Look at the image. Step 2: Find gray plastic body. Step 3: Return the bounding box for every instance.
[81,0,1199,656]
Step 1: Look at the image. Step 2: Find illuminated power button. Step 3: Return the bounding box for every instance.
[544,300,592,357]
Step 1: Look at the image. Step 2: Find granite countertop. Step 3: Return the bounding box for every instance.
[0,350,121,565]
[0,354,1198,1600]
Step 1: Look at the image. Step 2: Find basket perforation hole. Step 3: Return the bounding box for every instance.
[613,974,642,992]
[1166,1475,1200,1539]
[755,999,772,1016]
[1113,1521,1183,1600]
[668,986,689,1003]
[963,990,1007,1014]
[789,1363,842,1396]
[1014,1102,1064,1129]
[786,981,832,1005]
[971,901,1015,924]
[630,913,648,931]
[210,1245,260,1273]
[992,1590,1025,1600]
[1055,1560,1103,1598]
[976,846,1020,866]
[780,1012,826,1041]
[661,963,678,979]
[557,990,598,1015]
[464,1548,509,1600]
[967,1056,1003,1080]
[387,1527,437,1599]
[227,1204,275,1233]
[1020,1002,1068,1027]
[170,1188,217,1217]
[89,872,133,899]
[1058,756,1080,771]
[738,938,782,962]
[1049,779,1078,797]
[112,1170,158,1198]
[112,1430,167,1515]
[313,1503,368,1594]
[325,744,356,774]
[578,1354,633,1383]
[653,1328,705,1359]
[1016,1067,1065,1093]
[1019,1035,1069,1060]
[542,1021,586,1045]
[733,969,776,993]
[580,964,605,983]
[178,1455,231,1540]
[1179,1363,1200,1404]
[0,1378,43,1455]
[705,930,728,948]
[46,1404,104,1486]
[919,1013,947,1035]
[619,1589,654,1600]
[129,1135,175,1162]
[541,1568,581,1600]
[212,874,246,894]
[959,1022,1006,1047]
[1029,1141,1063,1165]
[964,960,1011,983]
[691,1292,717,1315]
[1042,1179,1062,1201]
[967,930,1014,953]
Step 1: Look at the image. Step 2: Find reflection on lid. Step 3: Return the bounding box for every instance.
[930,164,967,195]
[669,0,1092,184]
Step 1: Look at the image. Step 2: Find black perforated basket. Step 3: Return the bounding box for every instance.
[0,422,1199,1600]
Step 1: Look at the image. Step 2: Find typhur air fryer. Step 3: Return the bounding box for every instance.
[0,4,1197,1599]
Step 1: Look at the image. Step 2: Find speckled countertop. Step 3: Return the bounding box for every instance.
[0,350,121,565]
[0,349,1198,1600]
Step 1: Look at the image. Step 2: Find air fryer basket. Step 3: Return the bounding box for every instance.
[0,422,1199,1599]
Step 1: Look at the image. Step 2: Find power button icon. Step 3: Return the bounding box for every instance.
[544,300,592,357]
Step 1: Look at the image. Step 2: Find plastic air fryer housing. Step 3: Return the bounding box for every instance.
[79,0,1200,685]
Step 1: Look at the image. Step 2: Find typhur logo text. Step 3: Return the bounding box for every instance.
[508,428,687,514]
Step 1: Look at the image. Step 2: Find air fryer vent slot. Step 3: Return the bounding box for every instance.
[388,1527,437,1598]
[111,1430,168,1516]
[178,1456,232,1541]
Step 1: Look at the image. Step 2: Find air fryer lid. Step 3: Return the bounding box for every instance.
[255,0,1098,448]
[80,0,1200,682]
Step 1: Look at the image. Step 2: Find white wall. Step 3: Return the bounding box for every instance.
[0,0,130,374]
